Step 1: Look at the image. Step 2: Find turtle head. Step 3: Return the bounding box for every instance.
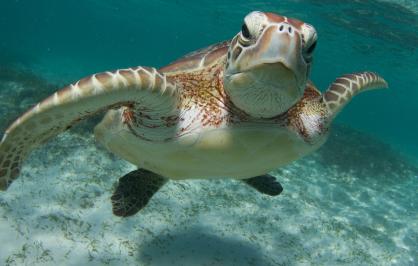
[224,11,317,118]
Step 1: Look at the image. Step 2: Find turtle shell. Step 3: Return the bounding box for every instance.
[159,41,230,74]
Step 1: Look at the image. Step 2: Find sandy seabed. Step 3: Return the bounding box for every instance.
[0,120,417,266]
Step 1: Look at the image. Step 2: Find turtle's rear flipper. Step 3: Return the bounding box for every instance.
[111,169,167,217]
[242,174,283,196]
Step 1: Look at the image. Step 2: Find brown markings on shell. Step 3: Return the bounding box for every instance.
[204,46,229,67]
[181,41,229,59]
[160,41,230,73]
[159,56,202,73]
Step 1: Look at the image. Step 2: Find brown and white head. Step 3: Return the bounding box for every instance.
[224,11,318,118]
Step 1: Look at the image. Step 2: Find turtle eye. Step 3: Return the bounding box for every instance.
[241,23,251,39]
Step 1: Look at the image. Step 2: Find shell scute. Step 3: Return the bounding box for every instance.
[160,41,230,73]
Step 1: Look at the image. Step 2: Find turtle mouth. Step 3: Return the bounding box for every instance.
[223,61,305,118]
[227,61,293,75]
[227,62,302,93]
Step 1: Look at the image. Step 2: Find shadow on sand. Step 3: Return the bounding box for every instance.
[137,225,283,266]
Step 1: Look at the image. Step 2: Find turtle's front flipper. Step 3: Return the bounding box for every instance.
[111,169,167,217]
[323,72,388,119]
[0,67,179,190]
[242,174,283,196]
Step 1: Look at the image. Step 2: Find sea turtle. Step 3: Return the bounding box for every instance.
[0,11,387,217]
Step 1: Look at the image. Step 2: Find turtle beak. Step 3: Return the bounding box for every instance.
[246,24,308,92]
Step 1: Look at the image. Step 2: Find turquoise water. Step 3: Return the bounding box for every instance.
[0,0,417,265]
[1,0,418,158]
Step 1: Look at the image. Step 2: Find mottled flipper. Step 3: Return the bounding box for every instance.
[111,169,168,217]
[242,174,283,196]
[0,67,179,190]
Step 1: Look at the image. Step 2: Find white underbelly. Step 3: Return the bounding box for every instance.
[94,110,322,180]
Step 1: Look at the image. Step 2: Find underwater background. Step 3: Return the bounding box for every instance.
[0,0,417,265]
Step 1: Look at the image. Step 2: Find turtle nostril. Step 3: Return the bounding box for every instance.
[288,27,292,33]
[279,25,284,31]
